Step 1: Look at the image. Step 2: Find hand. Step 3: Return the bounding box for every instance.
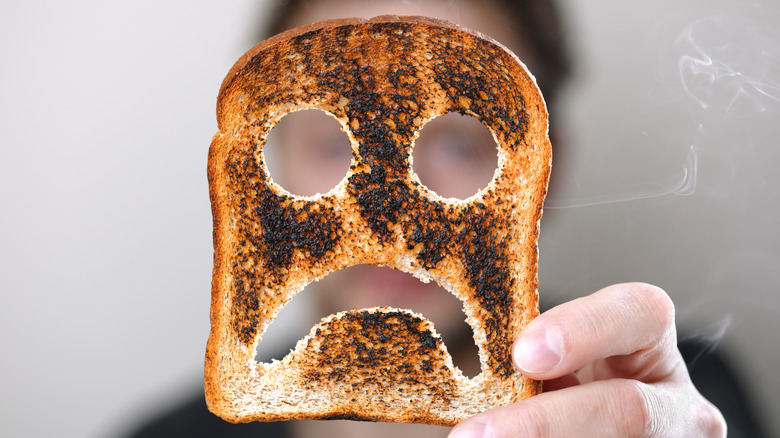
[449,283,727,437]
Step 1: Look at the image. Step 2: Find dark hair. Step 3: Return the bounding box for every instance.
[259,0,573,109]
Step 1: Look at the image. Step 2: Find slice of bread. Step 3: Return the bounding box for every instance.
[205,15,551,426]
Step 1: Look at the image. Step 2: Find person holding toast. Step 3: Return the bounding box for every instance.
[126,1,764,437]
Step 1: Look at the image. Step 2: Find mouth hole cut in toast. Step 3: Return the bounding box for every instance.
[256,264,481,378]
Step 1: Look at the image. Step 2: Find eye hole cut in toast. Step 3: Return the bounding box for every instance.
[205,16,552,426]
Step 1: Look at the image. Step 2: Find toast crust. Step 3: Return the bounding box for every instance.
[206,15,550,426]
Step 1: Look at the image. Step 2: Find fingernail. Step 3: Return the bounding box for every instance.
[513,328,562,373]
[449,421,494,438]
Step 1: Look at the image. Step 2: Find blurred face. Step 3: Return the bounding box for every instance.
[266,0,527,347]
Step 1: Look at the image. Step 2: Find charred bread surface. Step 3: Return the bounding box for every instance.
[205,15,551,426]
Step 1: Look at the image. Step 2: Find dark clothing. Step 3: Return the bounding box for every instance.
[125,392,290,438]
[677,339,768,438]
[124,339,767,438]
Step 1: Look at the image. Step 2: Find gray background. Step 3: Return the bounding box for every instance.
[1,0,778,436]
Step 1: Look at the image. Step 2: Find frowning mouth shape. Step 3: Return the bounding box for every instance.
[204,15,549,426]
[255,264,484,376]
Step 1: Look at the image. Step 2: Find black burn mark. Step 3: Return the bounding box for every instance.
[225,134,343,344]
[405,200,451,269]
[303,309,454,399]
[255,193,341,270]
[402,195,516,376]
[429,32,529,151]
[224,21,526,371]
[456,205,516,376]
[341,62,415,241]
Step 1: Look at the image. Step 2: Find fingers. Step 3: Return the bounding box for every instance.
[449,378,727,438]
[540,373,579,392]
[512,283,681,382]
[451,380,649,437]
[447,283,727,438]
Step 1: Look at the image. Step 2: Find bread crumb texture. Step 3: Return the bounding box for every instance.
[205,15,550,426]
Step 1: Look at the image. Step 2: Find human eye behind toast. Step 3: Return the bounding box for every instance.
[413,112,498,199]
[264,108,352,197]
